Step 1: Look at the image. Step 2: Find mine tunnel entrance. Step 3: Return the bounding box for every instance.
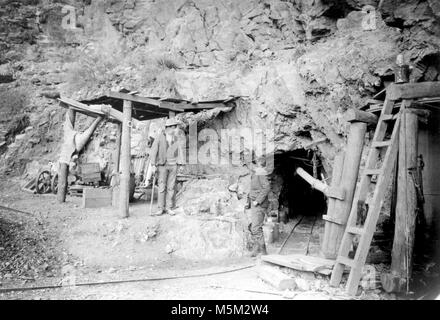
[274,149,327,222]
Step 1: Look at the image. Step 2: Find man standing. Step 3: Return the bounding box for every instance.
[248,156,271,257]
[150,118,185,216]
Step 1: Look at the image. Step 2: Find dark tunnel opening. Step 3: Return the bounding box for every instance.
[274,149,327,223]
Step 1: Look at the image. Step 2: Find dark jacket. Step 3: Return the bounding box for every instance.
[249,172,271,207]
[150,131,185,166]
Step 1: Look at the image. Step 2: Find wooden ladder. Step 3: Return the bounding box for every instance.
[330,98,407,295]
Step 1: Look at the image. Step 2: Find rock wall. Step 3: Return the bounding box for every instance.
[0,0,439,185]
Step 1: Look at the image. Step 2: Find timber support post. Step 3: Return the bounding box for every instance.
[381,107,430,293]
[321,109,377,259]
[119,99,132,218]
[57,108,76,203]
[114,122,122,173]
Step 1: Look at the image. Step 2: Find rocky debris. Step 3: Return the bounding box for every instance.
[165,213,247,260]
[176,177,238,216]
[136,224,159,243]
[0,208,61,281]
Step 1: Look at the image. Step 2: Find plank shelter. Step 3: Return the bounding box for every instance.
[57,90,232,219]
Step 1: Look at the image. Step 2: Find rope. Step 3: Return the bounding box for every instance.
[0,264,255,294]
[0,204,32,216]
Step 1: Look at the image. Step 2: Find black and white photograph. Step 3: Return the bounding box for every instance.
[0,0,440,304]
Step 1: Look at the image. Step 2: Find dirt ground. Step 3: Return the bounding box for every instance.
[0,177,402,300]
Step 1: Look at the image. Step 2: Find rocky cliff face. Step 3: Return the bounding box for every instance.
[0,0,439,179]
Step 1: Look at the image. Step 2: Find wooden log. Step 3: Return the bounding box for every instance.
[59,97,141,127]
[257,264,297,291]
[345,109,378,125]
[387,81,440,101]
[382,110,419,293]
[295,167,345,200]
[322,122,367,259]
[75,116,103,151]
[119,100,132,218]
[321,152,345,254]
[295,167,328,194]
[57,108,76,203]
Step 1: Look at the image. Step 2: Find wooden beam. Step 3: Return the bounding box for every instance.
[59,97,143,127]
[387,81,440,101]
[107,91,185,112]
[59,97,109,118]
[114,122,122,173]
[345,109,378,124]
[382,110,419,293]
[57,108,76,203]
[75,116,103,151]
[322,122,367,259]
[119,100,132,218]
[107,91,161,107]
[295,167,345,200]
[132,107,169,117]
[183,103,227,110]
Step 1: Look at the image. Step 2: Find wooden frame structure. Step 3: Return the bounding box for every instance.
[289,81,440,295]
[58,91,234,218]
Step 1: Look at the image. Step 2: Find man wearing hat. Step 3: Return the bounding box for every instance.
[248,155,271,257]
[150,118,185,216]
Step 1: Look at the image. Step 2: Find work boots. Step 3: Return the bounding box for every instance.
[151,209,165,216]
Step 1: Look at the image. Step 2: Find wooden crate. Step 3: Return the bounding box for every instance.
[82,187,112,208]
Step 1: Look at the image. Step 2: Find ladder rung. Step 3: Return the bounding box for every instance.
[337,256,355,268]
[346,226,365,236]
[372,140,391,148]
[381,114,398,121]
[363,169,382,176]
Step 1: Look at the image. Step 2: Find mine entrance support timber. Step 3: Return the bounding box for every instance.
[329,81,439,295]
[382,107,431,293]
[58,91,234,218]
[321,109,378,259]
[291,109,379,259]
